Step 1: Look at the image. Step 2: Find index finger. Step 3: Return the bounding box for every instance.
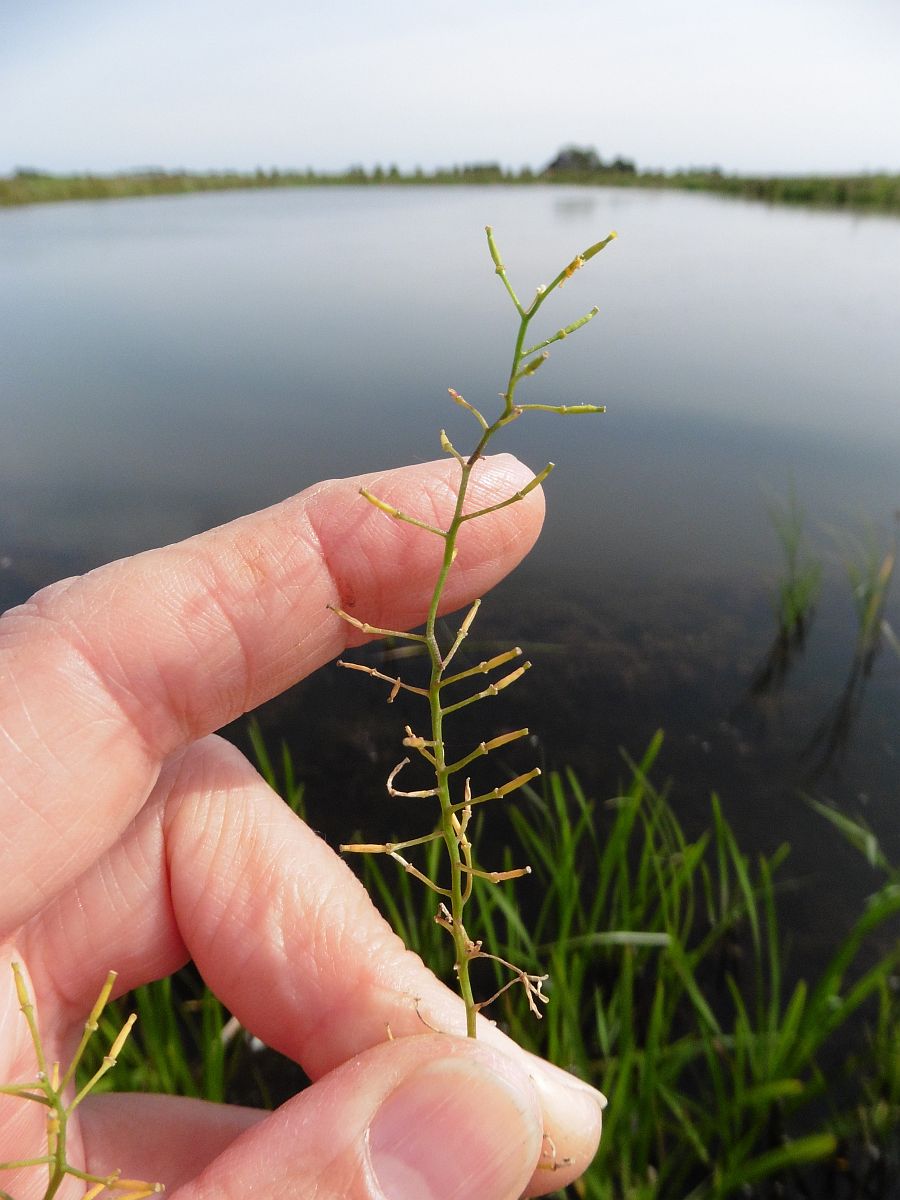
[0,455,544,934]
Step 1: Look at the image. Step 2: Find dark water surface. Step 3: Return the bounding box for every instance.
[2,186,898,975]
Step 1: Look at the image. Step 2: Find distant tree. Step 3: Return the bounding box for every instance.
[542,145,604,175]
[609,155,637,174]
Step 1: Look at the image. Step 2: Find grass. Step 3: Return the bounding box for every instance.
[3,165,900,215]
[365,734,900,1198]
[841,522,898,669]
[767,485,821,644]
[749,487,822,699]
[76,731,900,1199]
[634,170,900,214]
[803,516,899,777]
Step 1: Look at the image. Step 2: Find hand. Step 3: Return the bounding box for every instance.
[0,455,604,1200]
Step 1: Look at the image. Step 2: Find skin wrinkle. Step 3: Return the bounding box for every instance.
[0,671,117,882]
[1,596,161,784]
[208,837,277,978]
[146,558,253,748]
[287,508,344,659]
[289,886,438,1075]
[20,797,179,1032]
[163,752,300,997]
[0,668,46,766]
[294,872,367,1005]
[111,552,251,751]
[301,489,379,621]
[189,802,295,1002]
[162,753,234,937]
[0,609,157,926]
[107,486,365,752]
[10,549,255,772]
[30,895,103,1044]
[175,522,310,709]
[158,739,425,1074]
[170,567,259,738]
[305,459,535,636]
[22,589,153,741]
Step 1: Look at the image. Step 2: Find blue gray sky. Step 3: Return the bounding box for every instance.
[2,0,899,177]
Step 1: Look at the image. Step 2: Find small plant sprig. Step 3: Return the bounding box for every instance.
[333,226,616,1037]
[0,963,162,1200]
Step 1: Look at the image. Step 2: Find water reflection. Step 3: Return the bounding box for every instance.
[742,486,822,706]
[747,620,812,705]
[553,194,601,219]
[1,185,899,961]
[803,529,898,780]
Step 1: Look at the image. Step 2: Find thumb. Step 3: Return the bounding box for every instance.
[173,1034,544,1200]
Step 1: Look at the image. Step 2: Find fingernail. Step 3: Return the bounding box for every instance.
[527,1052,608,1112]
[367,1058,538,1200]
[525,1052,606,1153]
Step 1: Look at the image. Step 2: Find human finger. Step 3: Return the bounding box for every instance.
[79,1094,263,1194]
[162,1034,544,1200]
[22,736,603,1194]
[0,455,544,934]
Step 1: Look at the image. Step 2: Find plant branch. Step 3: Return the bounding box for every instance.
[338,225,614,1036]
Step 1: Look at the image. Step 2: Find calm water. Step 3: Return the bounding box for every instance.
[2,186,898,971]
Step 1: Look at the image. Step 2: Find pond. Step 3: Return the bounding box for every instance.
[1,184,898,982]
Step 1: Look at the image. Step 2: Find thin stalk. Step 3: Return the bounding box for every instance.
[338,226,615,1035]
[4,964,160,1199]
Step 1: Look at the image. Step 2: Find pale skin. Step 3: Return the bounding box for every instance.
[0,454,603,1200]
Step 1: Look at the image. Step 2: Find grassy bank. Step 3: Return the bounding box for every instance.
[3,165,899,215]
[647,169,900,213]
[83,731,900,1199]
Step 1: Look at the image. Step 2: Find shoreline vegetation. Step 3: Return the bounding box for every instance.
[80,731,900,1200]
[3,145,900,215]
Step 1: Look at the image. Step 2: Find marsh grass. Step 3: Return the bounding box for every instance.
[803,517,899,777]
[4,167,900,215]
[359,734,900,1198]
[768,486,821,645]
[842,523,898,670]
[748,487,822,701]
[74,736,900,1199]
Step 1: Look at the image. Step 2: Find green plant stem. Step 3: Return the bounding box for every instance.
[2,964,160,1200]
[341,226,615,1037]
[431,251,575,1033]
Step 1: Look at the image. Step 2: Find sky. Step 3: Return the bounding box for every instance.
[2,0,899,178]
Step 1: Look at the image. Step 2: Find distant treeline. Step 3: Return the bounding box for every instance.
[3,148,899,215]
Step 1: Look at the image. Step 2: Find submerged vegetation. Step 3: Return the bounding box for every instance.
[741,492,898,781]
[748,487,822,700]
[3,152,900,215]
